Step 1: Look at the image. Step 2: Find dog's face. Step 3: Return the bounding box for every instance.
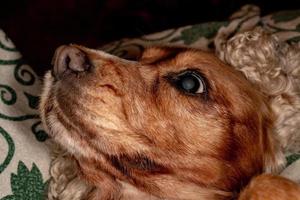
[40,45,280,199]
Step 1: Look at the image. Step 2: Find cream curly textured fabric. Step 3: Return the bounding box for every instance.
[47,143,94,200]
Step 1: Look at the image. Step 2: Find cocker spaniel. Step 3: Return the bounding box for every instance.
[40,29,300,200]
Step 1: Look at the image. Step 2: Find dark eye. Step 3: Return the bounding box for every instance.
[167,71,207,95]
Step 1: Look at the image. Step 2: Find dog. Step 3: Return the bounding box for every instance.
[40,30,300,200]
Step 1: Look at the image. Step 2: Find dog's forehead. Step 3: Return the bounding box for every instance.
[140,47,229,73]
[75,45,228,77]
[140,47,218,65]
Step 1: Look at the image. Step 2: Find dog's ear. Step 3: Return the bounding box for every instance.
[218,28,287,173]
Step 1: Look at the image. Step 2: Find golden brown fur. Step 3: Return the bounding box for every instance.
[40,43,297,200]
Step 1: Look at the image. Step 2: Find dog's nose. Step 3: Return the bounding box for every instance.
[52,45,91,79]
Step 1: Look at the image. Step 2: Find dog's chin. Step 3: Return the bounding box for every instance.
[39,71,96,158]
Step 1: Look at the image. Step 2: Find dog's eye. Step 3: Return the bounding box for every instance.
[178,73,204,94]
[172,71,206,95]
[165,70,208,96]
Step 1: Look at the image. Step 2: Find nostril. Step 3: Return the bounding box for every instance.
[52,45,91,79]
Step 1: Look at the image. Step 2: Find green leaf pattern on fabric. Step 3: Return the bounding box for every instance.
[0,34,17,52]
[0,127,15,174]
[286,154,300,166]
[171,21,228,45]
[0,58,22,66]
[0,85,17,105]
[0,31,47,138]
[0,29,49,199]
[23,92,39,110]
[0,113,39,121]
[271,10,300,23]
[1,195,15,200]
[31,121,48,142]
[0,161,48,200]
[14,62,35,86]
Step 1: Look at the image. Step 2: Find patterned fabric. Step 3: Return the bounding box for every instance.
[0,5,299,199]
[0,30,50,199]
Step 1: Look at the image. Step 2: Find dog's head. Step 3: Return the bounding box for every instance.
[40,45,282,199]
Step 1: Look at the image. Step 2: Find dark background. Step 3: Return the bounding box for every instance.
[1,0,300,76]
